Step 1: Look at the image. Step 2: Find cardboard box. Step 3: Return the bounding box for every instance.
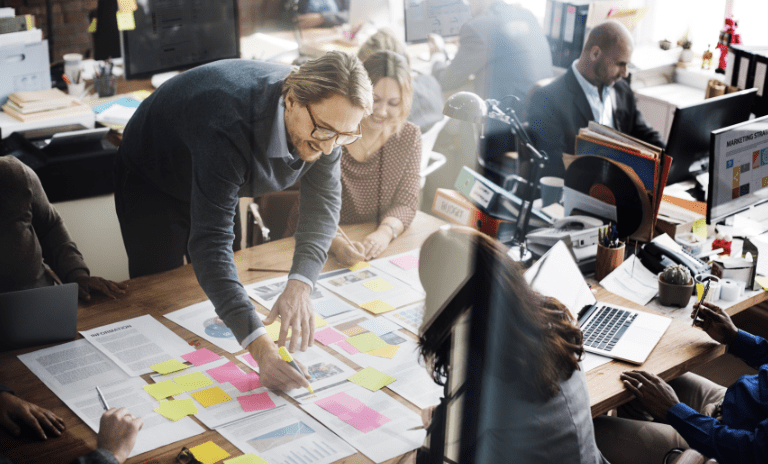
[655,199,715,239]
[431,188,514,240]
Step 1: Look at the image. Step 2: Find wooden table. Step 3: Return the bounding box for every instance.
[0,210,760,462]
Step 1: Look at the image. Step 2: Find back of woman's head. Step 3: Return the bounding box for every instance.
[363,50,413,131]
[418,227,584,401]
[357,27,410,64]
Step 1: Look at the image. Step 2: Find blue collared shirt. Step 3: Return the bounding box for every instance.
[572,60,614,128]
[667,330,768,463]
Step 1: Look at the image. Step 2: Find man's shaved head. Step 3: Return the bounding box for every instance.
[577,20,634,90]
[583,20,633,56]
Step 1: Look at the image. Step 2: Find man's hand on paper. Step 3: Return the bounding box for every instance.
[264,279,315,352]
[0,391,65,440]
[247,335,311,391]
[97,407,143,464]
[330,236,366,267]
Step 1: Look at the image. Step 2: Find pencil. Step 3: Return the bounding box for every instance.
[336,227,355,249]
[96,386,109,411]
[247,268,290,273]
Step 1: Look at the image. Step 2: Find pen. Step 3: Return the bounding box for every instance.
[96,386,109,411]
[407,425,424,431]
[691,280,711,326]
[278,346,313,395]
[247,268,290,273]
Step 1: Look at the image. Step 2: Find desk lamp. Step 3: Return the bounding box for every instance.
[442,91,549,263]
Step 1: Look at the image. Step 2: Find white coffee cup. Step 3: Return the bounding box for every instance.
[63,53,83,83]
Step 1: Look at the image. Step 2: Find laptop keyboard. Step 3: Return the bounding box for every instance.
[582,306,637,352]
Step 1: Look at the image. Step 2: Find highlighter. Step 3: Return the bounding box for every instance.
[278,346,314,394]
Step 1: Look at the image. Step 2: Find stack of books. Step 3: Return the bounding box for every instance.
[1,88,92,122]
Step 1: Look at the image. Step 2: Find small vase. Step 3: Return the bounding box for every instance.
[657,275,694,307]
[680,48,694,63]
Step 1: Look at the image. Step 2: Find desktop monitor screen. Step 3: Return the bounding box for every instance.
[708,114,768,224]
[121,0,240,80]
[404,0,472,44]
[665,88,757,185]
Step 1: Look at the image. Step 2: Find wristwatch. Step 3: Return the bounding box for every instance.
[382,223,398,240]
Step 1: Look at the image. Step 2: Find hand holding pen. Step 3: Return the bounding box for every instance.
[691,280,711,326]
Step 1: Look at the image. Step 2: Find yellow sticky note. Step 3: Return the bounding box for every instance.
[367,344,399,359]
[224,455,270,464]
[346,332,389,352]
[117,0,138,12]
[116,11,135,31]
[189,441,231,464]
[696,282,704,300]
[154,398,198,421]
[349,261,370,271]
[191,386,232,408]
[756,276,768,291]
[174,371,214,392]
[362,278,395,293]
[24,14,34,30]
[132,90,152,100]
[315,316,328,328]
[87,17,97,33]
[692,218,707,239]
[151,359,189,375]
[360,299,396,314]
[265,317,327,341]
[143,380,184,401]
[348,367,396,391]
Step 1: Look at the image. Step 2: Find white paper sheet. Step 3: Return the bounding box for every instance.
[582,353,612,372]
[164,300,244,354]
[317,267,424,309]
[80,315,193,376]
[385,358,443,409]
[18,340,204,458]
[369,249,424,293]
[383,302,425,335]
[217,403,356,464]
[300,383,425,463]
[246,277,358,318]
[150,357,288,430]
[599,255,659,306]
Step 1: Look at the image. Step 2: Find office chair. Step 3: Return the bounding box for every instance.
[420,116,449,187]
[246,182,301,247]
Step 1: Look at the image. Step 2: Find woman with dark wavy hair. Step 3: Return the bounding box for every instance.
[417,227,608,463]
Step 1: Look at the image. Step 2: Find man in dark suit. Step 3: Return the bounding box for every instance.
[527,20,665,178]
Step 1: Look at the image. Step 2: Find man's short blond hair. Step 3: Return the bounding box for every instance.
[282,51,373,114]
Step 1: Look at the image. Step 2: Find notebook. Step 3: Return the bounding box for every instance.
[0,283,78,351]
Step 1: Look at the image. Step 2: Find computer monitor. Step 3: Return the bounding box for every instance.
[707,114,768,224]
[665,88,757,185]
[403,0,472,44]
[121,0,240,80]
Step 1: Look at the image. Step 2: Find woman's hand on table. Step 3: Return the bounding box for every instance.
[362,229,392,260]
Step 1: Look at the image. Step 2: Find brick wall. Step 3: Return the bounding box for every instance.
[2,0,273,64]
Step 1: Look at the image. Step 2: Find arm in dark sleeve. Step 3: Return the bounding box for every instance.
[432,23,486,92]
[728,330,768,370]
[382,125,421,229]
[70,449,119,464]
[0,385,13,395]
[23,163,89,283]
[526,87,567,178]
[668,403,768,464]
[290,147,342,287]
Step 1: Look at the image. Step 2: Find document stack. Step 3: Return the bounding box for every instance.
[0,8,50,105]
[2,88,91,122]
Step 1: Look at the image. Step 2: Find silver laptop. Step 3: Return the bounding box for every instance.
[524,241,670,364]
[0,283,79,351]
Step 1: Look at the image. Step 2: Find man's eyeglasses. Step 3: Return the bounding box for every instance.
[305,105,362,145]
[177,447,202,464]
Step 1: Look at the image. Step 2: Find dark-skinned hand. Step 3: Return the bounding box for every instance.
[691,301,738,346]
[0,391,65,440]
[73,275,127,301]
[620,370,680,421]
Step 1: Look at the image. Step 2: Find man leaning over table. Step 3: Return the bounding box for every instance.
[115,51,373,391]
[593,301,768,464]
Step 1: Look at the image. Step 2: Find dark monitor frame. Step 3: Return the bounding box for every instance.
[707,114,768,224]
[665,88,757,185]
[121,0,241,80]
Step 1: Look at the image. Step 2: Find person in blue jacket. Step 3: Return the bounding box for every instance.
[594,301,768,464]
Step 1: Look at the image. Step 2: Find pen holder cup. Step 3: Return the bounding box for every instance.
[595,242,625,282]
[95,75,117,98]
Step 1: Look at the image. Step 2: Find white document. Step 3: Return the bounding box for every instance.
[150,357,287,430]
[750,235,768,277]
[300,383,425,463]
[217,403,356,464]
[385,357,443,409]
[369,249,424,293]
[383,302,424,335]
[245,276,288,310]
[164,300,244,354]
[582,353,612,372]
[236,345,357,404]
[599,255,659,306]
[80,315,193,376]
[18,340,204,458]
[317,267,425,309]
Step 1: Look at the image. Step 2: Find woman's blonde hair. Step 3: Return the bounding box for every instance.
[357,27,410,65]
[363,50,413,132]
[282,50,373,114]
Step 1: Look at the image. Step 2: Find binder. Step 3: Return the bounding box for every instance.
[431,188,515,240]
[560,1,590,68]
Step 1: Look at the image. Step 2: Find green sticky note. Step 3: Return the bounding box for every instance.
[151,359,189,375]
[87,17,97,33]
[174,371,214,392]
[154,398,198,421]
[692,218,707,239]
[348,367,396,391]
[345,332,389,352]
[143,380,184,401]
[224,454,270,464]
[189,441,230,464]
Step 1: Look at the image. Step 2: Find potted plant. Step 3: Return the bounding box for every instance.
[658,264,694,306]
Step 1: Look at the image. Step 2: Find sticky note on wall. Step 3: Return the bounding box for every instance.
[116,11,135,31]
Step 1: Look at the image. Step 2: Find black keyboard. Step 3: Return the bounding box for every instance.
[582,306,637,352]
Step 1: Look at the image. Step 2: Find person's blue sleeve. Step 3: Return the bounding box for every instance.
[728,330,768,370]
[668,403,768,464]
[291,148,341,286]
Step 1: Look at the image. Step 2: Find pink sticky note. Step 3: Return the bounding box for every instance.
[315,392,390,433]
[206,361,245,384]
[181,348,221,367]
[237,392,276,412]
[314,327,347,346]
[229,372,263,392]
[390,255,419,271]
[241,353,258,370]
[336,340,360,355]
